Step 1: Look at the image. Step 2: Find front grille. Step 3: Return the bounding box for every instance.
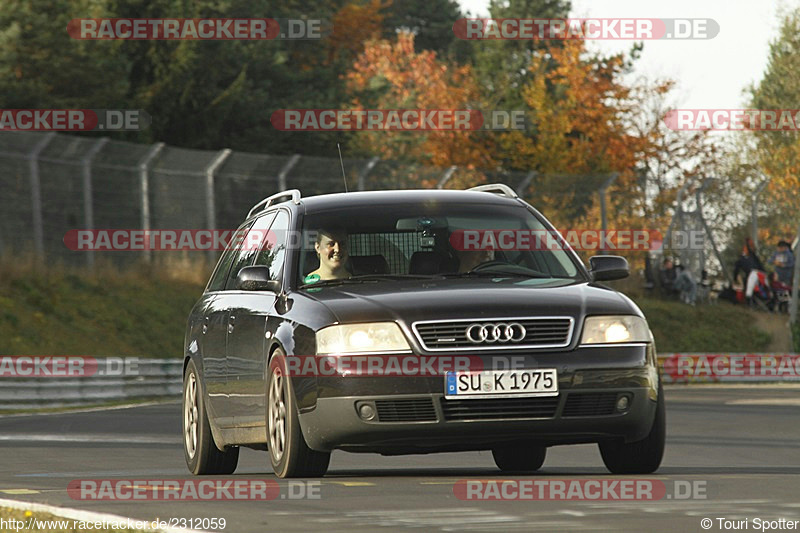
[375,398,437,422]
[440,396,559,421]
[562,393,619,417]
[413,317,573,350]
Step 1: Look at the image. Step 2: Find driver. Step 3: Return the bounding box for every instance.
[304,228,351,283]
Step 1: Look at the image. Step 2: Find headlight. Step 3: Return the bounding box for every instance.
[316,322,411,355]
[580,315,650,344]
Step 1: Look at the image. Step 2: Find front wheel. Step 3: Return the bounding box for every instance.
[492,443,547,472]
[599,384,666,474]
[267,349,330,478]
[183,359,239,475]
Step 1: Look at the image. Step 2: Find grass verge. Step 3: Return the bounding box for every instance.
[634,297,772,353]
[0,258,205,357]
[0,260,776,356]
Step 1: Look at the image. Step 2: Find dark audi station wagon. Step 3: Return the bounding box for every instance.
[183,184,665,478]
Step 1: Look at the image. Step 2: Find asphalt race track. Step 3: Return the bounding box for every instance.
[2,387,800,533]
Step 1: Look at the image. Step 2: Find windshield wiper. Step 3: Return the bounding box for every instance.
[440,269,549,279]
[299,273,440,289]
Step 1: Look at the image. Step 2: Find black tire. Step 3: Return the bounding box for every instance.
[267,349,330,478]
[599,383,666,474]
[183,359,239,475]
[492,443,547,472]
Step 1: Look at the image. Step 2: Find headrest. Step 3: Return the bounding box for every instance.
[350,255,389,275]
[409,251,449,275]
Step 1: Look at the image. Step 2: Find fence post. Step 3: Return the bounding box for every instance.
[752,179,769,249]
[27,132,56,259]
[278,154,301,191]
[598,173,618,255]
[515,171,536,196]
[137,142,165,263]
[436,166,458,189]
[204,149,232,265]
[81,137,109,270]
[790,221,800,336]
[664,178,694,259]
[696,179,732,285]
[358,157,379,191]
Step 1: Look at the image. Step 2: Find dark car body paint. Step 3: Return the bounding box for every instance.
[184,190,660,453]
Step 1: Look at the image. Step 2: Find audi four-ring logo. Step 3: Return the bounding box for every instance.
[465,322,527,343]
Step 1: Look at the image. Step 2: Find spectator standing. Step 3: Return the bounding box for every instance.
[732,237,765,305]
[768,239,795,285]
[673,264,698,305]
[659,257,676,294]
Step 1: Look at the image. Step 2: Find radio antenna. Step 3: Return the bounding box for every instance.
[337,143,349,193]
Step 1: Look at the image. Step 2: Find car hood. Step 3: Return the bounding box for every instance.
[302,278,641,326]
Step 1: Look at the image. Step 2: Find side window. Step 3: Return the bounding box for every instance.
[224,212,277,290]
[206,220,255,292]
[255,210,290,281]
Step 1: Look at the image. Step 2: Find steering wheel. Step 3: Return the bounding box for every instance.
[469,260,512,272]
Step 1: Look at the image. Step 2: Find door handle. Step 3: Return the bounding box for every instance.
[228,315,235,334]
[202,316,209,334]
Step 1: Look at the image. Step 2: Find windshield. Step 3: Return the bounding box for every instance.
[297,203,584,288]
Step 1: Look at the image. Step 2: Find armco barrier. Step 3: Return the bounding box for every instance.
[0,358,182,410]
[3,354,798,410]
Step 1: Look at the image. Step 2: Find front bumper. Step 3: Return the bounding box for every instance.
[296,344,660,453]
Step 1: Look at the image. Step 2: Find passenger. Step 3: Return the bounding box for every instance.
[305,228,351,282]
[456,248,494,273]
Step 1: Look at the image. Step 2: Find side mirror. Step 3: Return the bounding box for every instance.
[589,255,629,282]
[236,266,281,292]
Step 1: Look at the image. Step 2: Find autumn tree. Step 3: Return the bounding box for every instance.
[471,0,572,111]
[748,6,800,242]
[345,32,497,179]
[490,39,648,227]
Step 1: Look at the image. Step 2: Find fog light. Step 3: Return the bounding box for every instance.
[358,403,376,421]
[616,395,630,412]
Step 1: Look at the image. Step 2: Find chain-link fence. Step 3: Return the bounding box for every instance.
[0,131,633,269]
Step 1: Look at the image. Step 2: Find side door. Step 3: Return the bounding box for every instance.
[224,211,283,423]
[200,221,253,426]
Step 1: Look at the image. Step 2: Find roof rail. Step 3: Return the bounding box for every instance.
[247,189,301,219]
[467,183,518,199]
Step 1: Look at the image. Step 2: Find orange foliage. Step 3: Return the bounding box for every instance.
[345,32,496,177]
[327,0,388,64]
[499,39,653,230]
[505,39,645,175]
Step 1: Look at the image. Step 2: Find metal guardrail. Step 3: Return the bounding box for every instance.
[0,359,182,410]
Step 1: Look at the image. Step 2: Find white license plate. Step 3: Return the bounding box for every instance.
[444,369,558,399]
